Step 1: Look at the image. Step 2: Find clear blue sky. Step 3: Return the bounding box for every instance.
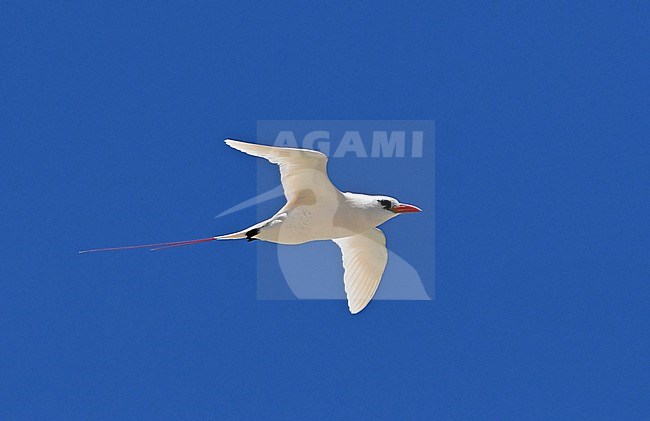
[1,1,648,419]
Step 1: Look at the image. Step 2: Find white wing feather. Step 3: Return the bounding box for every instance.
[224,139,339,205]
[333,229,388,314]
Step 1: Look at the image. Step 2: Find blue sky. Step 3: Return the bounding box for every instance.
[1,1,648,419]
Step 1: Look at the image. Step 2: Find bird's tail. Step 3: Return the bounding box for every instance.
[215,230,247,240]
[79,229,255,254]
[79,236,219,253]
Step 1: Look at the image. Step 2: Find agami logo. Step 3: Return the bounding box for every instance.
[273,130,425,158]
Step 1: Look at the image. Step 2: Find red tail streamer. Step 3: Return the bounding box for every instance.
[79,237,217,254]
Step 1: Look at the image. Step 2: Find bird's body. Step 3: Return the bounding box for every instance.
[219,191,397,244]
[81,139,421,314]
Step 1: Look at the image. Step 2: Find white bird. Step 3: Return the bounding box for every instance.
[81,139,422,314]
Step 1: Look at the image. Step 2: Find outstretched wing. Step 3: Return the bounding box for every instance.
[333,229,388,314]
[225,139,340,205]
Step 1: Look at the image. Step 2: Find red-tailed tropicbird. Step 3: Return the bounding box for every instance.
[81,139,422,314]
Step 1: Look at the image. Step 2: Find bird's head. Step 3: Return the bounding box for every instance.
[364,195,422,225]
[342,192,422,227]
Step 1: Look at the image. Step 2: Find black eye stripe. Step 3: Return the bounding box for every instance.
[378,199,392,210]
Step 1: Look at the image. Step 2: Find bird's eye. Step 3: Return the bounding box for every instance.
[378,199,392,210]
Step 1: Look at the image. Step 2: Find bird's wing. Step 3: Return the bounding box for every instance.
[333,228,388,314]
[225,139,340,205]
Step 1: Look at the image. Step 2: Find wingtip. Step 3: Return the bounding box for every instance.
[348,305,364,315]
[348,299,373,314]
[224,138,244,145]
[224,138,250,151]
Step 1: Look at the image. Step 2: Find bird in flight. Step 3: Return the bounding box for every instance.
[81,139,422,314]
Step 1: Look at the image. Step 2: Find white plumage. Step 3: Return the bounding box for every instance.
[218,139,421,314]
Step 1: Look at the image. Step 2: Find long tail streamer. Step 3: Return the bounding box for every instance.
[79,237,217,254]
